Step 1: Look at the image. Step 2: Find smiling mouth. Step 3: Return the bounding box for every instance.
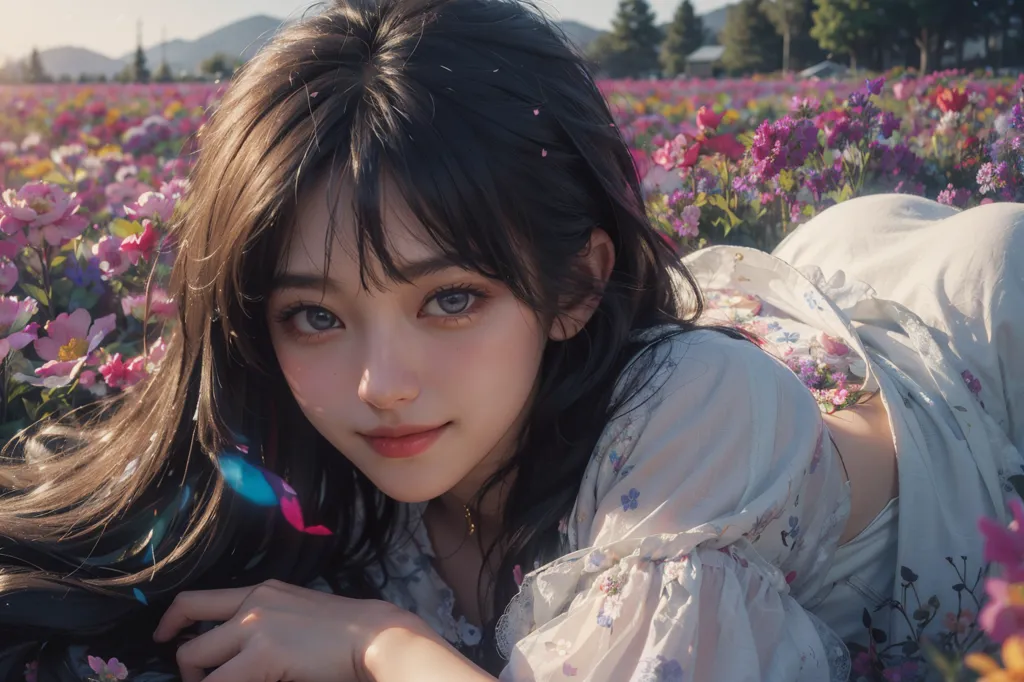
[359,423,450,459]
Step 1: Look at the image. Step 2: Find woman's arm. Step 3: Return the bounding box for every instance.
[363,615,497,682]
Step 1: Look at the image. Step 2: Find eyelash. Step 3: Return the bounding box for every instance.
[273,284,490,341]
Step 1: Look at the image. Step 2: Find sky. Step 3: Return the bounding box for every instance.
[0,0,732,61]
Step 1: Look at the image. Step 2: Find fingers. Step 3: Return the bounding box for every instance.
[153,587,255,642]
[174,620,245,682]
[202,647,280,682]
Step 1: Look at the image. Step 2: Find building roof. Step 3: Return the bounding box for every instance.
[687,46,726,63]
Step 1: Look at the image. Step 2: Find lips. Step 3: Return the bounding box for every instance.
[360,423,449,459]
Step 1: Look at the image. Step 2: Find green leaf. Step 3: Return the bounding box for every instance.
[20,283,48,307]
[50,255,67,269]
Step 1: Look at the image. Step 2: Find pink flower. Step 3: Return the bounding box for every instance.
[124,191,175,223]
[119,219,159,265]
[98,353,147,390]
[943,608,975,635]
[0,296,37,359]
[979,498,1024,579]
[104,178,152,207]
[92,235,129,279]
[30,309,116,386]
[0,181,88,247]
[652,134,700,171]
[893,81,912,101]
[121,288,178,321]
[0,259,18,294]
[86,656,128,682]
[979,578,1024,642]
[820,333,850,356]
[696,105,723,132]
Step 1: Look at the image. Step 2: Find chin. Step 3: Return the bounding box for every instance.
[360,465,461,504]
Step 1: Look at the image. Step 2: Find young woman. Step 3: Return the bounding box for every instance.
[0,0,1021,680]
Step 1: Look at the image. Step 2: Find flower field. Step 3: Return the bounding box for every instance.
[1,72,1024,681]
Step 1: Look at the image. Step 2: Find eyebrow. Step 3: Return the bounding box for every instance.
[270,255,467,292]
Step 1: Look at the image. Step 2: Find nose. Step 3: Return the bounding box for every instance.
[356,331,420,410]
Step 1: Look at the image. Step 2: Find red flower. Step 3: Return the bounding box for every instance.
[702,134,746,161]
[696,106,724,132]
[936,87,969,113]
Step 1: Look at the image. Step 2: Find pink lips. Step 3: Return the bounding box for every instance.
[360,423,449,459]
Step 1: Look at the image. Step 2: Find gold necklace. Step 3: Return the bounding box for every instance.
[463,503,477,537]
[429,502,477,561]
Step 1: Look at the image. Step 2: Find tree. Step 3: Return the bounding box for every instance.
[24,48,50,84]
[132,44,150,83]
[720,0,783,73]
[587,0,663,78]
[200,53,231,78]
[763,0,806,72]
[660,0,705,77]
[154,61,174,83]
[810,0,879,69]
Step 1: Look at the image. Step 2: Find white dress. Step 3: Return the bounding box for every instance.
[354,194,1024,682]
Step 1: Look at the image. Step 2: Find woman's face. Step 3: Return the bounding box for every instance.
[266,178,548,504]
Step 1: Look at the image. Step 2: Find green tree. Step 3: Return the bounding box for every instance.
[154,61,174,83]
[132,43,150,83]
[720,0,783,73]
[763,0,806,72]
[810,0,878,69]
[660,0,705,77]
[587,0,663,78]
[24,48,50,84]
[200,52,231,78]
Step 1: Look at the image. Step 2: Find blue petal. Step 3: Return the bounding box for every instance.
[133,587,149,605]
[216,454,279,506]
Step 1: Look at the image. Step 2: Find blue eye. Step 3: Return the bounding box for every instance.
[300,308,339,331]
[276,304,341,338]
[421,286,487,318]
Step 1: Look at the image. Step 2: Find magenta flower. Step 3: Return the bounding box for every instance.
[0,181,88,247]
[979,578,1024,643]
[671,204,701,238]
[979,498,1024,580]
[125,191,175,223]
[937,184,971,208]
[119,219,159,264]
[749,116,820,182]
[86,656,128,682]
[962,369,983,395]
[0,296,38,359]
[98,353,147,390]
[29,309,116,386]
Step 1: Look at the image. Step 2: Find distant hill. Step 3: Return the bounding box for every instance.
[559,20,604,51]
[14,14,287,79]
[10,7,732,80]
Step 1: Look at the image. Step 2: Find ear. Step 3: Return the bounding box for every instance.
[549,228,616,342]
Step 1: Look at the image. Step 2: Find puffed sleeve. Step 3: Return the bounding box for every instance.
[495,329,852,682]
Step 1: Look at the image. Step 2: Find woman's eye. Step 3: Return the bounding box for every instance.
[423,290,475,316]
[292,307,340,334]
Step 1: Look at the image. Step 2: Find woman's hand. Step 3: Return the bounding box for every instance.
[152,579,415,682]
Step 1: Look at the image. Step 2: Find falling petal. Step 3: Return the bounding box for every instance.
[279,495,307,531]
[302,524,333,536]
[281,480,297,496]
[533,109,539,116]
[133,588,148,605]
[236,444,249,454]
[216,454,278,506]
[541,149,548,157]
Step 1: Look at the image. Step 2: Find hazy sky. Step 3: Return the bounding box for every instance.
[0,0,731,61]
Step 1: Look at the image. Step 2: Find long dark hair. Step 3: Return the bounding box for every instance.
[0,0,710,677]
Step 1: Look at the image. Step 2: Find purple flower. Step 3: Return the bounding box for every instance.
[749,116,820,182]
[962,369,983,395]
[878,111,901,139]
[979,498,1024,580]
[1011,102,1024,132]
[865,76,886,96]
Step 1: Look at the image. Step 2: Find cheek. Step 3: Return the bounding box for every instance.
[271,340,344,416]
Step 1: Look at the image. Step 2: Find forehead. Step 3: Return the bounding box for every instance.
[283,174,440,277]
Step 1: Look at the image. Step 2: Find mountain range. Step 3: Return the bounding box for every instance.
[7,7,732,80]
